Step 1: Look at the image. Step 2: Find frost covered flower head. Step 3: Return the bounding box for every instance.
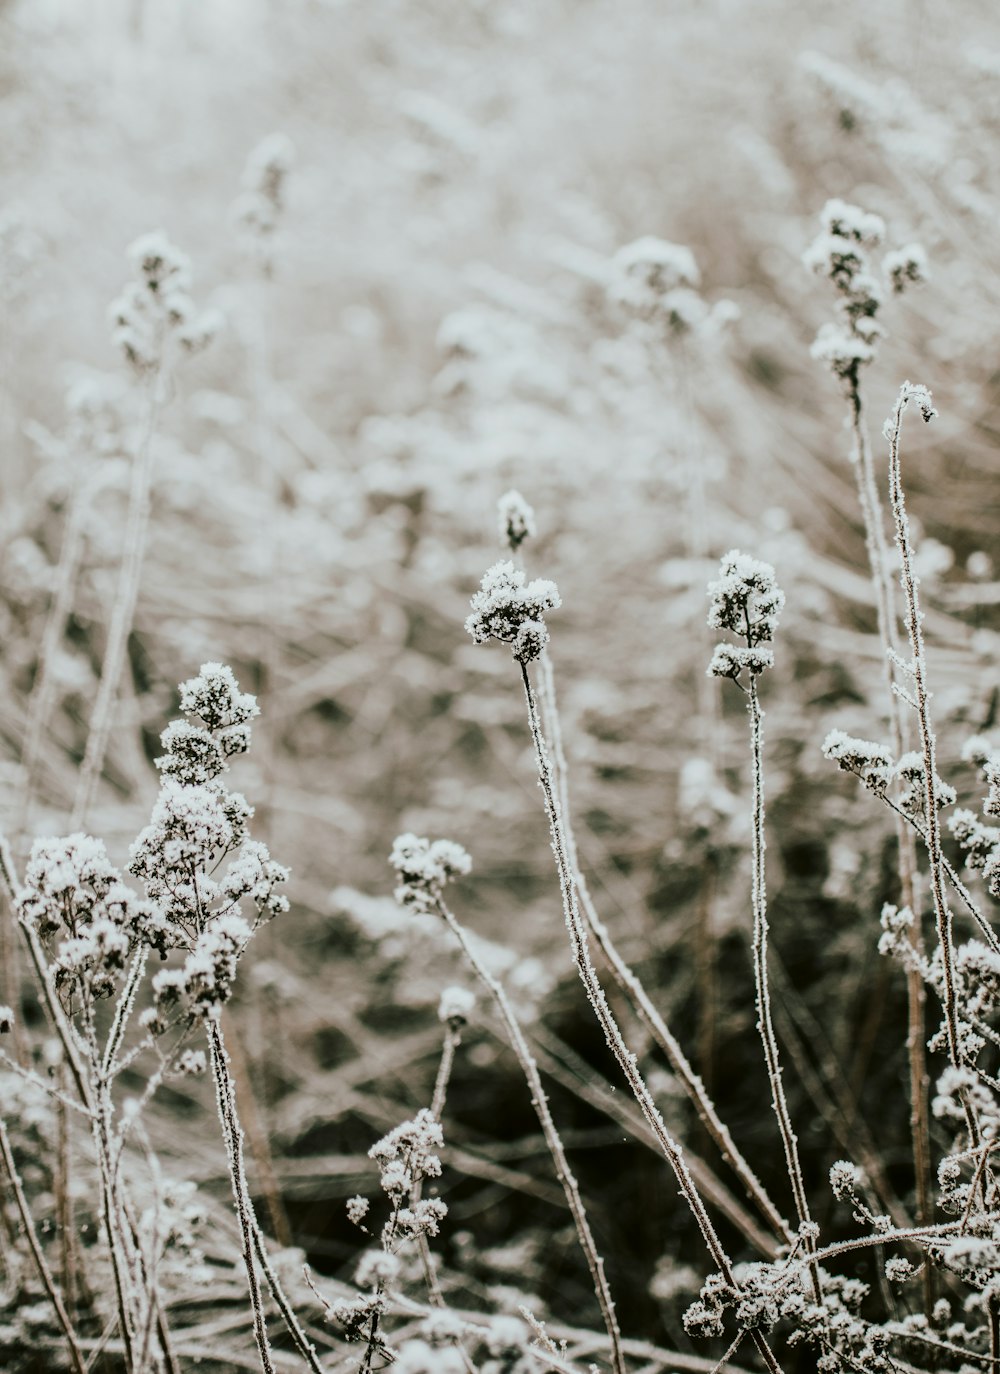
[610,235,700,316]
[497,489,536,553]
[822,729,894,796]
[109,231,221,373]
[707,551,783,680]
[390,834,471,911]
[438,985,475,1026]
[466,560,560,663]
[233,132,295,273]
[883,243,929,294]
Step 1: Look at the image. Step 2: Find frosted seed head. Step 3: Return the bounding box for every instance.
[497,488,536,552]
[610,235,701,318]
[819,198,885,247]
[438,985,475,1025]
[883,243,929,294]
[465,560,560,649]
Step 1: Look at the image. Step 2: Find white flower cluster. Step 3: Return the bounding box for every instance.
[232,133,294,273]
[465,560,561,664]
[948,737,1000,897]
[609,234,737,341]
[17,834,169,999]
[109,231,221,374]
[706,550,783,680]
[128,663,289,1026]
[804,198,928,391]
[389,833,471,913]
[497,489,536,554]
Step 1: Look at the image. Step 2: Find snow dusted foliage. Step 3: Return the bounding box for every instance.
[109,231,221,374]
[465,560,560,661]
[706,549,783,680]
[129,662,288,1025]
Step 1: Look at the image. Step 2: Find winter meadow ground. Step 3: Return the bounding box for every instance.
[4,1,1000,1371]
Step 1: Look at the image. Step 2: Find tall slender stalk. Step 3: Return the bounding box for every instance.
[207,1018,276,1374]
[0,1113,87,1374]
[536,653,793,1248]
[848,382,931,1235]
[434,894,627,1374]
[72,367,161,830]
[518,661,785,1374]
[746,677,819,1301]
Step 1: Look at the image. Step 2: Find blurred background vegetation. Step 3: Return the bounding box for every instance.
[3,0,1000,1366]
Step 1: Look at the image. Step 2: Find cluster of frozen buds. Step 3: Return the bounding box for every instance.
[334,1111,449,1350]
[609,234,737,340]
[389,833,471,914]
[17,833,170,1000]
[805,198,928,392]
[497,489,535,554]
[127,663,289,1028]
[707,549,784,680]
[109,231,221,374]
[823,730,956,821]
[232,133,294,274]
[466,560,560,663]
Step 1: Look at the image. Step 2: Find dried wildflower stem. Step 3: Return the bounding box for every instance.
[518,662,785,1374]
[208,1019,276,1374]
[848,383,932,1233]
[82,1006,143,1370]
[18,468,95,843]
[536,655,793,1247]
[0,1112,88,1374]
[434,894,627,1374]
[72,367,161,830]
[746,678,819,1302]
[222,1008,292,1247]
[246,1221,326,1374]
[411,1024,459,1311]
[884,388,963,1080]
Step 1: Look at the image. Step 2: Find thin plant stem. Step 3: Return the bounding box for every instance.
[433,894,627,1374]
[746,676,820,1301]
[517,660,785,1374]
[884,388,963,1080]
[0,1112,88,1374]
[536,653,793,1248]
[72,367,161,830]
[848,381,932,1235]
[208,1018,276,1374]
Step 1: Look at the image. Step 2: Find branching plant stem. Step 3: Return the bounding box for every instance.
[536,654,794,1249]
[518,660,786,1374]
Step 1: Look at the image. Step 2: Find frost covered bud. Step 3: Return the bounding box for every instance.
[829,1159,864,1201]
[822,730,894,796]
[179,663,259,734]
[820,198,886,247]
[497,489,536,553]
[233,133,294,273]
[390,834,471,912]
[707,551,783,683]
[346,1195,370,1227]
[109,231,218,374]
[512,618,549,664]
[466,561,560,653]
[438,985,475,1026]
[0,1005,14,1034]
[810,322,875,387]
[610,235,700,320]
[707,551,784,645]
[176,1049,207,1076]
[883,243,929,294]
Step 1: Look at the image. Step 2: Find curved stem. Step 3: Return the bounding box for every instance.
[518,661,785,1374]
[435,895,627,1374]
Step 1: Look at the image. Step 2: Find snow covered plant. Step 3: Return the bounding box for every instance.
[1,664,320,1374]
